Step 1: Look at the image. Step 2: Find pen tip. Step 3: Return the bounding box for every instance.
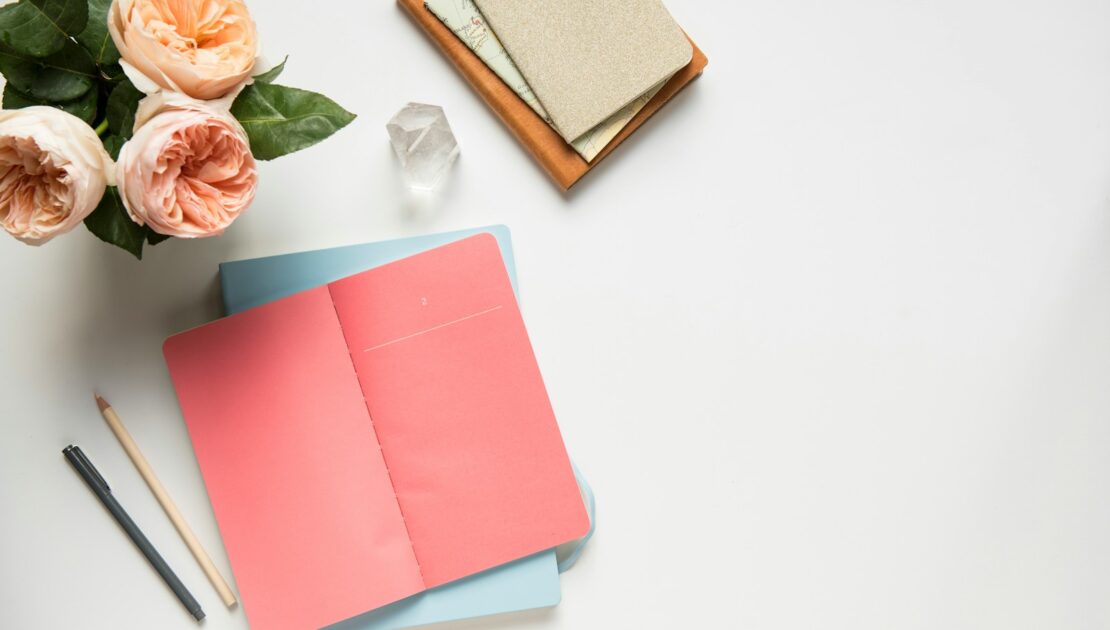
[95,394,110,412]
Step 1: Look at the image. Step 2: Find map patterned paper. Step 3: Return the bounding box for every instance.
[424,0,664,162]
[424,0,551,122]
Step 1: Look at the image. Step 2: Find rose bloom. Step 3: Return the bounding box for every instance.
[109,0,258,100]
[0,107,114,245]
[117,98,256,238]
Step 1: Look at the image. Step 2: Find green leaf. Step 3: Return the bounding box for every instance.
[0,0,88,58]
[75,0,119,66]
[101,134,124,160]
[84,186,146,259]
[0,39,95,101]
[230,82,355,160]
[146,228,171,245]
[2,82,96,124]
[99,61,126,82]
[107,79,142,138]
[253,56,286,84]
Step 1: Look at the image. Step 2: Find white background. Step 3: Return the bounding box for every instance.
[2,0,1110,628]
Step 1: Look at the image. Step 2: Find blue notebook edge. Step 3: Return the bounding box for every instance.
[219,225,518,314]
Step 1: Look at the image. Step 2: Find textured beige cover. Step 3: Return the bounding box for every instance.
[473,0,693,142]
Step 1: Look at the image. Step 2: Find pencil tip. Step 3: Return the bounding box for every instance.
[95,394,110,412]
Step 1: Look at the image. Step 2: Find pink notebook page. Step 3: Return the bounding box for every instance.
[328,233,589,586]
[163,234,588,630]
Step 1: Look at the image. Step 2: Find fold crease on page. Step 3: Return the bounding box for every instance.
[398,0,708,190]
[325,286,428,585]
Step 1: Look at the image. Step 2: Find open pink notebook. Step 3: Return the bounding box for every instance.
[163,234,589,630]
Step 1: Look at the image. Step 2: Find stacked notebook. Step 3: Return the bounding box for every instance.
[402,0,708,189]
[163,228,592,629]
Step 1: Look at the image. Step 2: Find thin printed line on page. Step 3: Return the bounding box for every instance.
[363,305,504,352]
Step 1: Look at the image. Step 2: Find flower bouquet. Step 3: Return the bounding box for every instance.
[0,0,354,258]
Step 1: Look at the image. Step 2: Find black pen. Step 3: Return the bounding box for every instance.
[63,445,205,621]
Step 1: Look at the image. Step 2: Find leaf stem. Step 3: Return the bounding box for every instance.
[93,118,109,137]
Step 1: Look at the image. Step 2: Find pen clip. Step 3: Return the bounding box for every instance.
[65,445,110,492]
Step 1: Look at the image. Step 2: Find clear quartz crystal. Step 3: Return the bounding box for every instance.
[386,103,460,190]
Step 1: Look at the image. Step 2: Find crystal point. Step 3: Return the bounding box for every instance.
[386,102,460,190]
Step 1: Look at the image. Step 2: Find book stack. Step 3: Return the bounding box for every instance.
[163,227,595,630]
[403,0,708,189]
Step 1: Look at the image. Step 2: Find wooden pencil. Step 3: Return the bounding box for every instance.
[96,394,238,608]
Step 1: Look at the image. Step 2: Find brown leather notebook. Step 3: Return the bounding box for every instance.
[399,0,708,190]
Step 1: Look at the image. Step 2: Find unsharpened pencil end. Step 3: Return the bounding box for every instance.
[95,394,110,413]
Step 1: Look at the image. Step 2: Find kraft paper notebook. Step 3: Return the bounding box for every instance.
[399,0,707,190]
[423,0,663,163]
[164,234,589,630]
[219,226,565,630]
[472,0,692,142]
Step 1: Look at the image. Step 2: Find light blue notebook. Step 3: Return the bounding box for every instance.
[219,226,561,630]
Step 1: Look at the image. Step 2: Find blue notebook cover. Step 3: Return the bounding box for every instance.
[218,225,561,630]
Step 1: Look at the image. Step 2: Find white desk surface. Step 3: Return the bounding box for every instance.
[3,1,1110,628]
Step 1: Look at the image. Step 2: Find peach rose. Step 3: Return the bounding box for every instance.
[0,107,114,245]
[109,0,259,100]
[116,96,256,238]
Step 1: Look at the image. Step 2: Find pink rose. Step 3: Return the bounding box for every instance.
[109,0,259,100]
[0,107,114,245]
[116,97,256,238]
